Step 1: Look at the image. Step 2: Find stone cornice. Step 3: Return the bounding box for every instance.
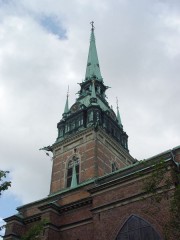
[3,214,24,223]
[38,202,60,212]
[23,213,41,224]
[88,157,173,195]
[90,186,175,214]
[31,197,92,216]
[58,197,92,213]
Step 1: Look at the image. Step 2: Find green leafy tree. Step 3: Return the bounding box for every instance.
[21,220,48,240]
[0,170,11,196]
[141,159,180,239]
[0,170,11,234]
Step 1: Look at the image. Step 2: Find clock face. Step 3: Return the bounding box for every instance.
[71,103,80,113]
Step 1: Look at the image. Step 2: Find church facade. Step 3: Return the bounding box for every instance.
[4,24,180,240]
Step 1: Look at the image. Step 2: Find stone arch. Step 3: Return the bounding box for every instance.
[115,214,162,240]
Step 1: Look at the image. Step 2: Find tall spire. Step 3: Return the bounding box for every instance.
[63,87,69,114]
[85,21,102,82]
[116,97,123,128]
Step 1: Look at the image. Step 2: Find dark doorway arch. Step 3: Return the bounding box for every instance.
[116,215,161,240]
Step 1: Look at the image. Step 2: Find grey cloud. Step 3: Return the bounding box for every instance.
[0,0,179,206]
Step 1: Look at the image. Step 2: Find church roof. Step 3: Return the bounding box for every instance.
[13,146,177,212]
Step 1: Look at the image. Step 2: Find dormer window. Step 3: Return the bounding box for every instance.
[59,128,64,137]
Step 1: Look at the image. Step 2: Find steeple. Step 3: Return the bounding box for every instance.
[116,97,123,128]
[57,24,129,152]
[63,87,69,115]
[85,22,102,82]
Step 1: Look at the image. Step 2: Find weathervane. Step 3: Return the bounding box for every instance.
[90,21,95,30]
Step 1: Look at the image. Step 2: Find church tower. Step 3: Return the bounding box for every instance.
[4,22,179,240]
[50,23,135,195]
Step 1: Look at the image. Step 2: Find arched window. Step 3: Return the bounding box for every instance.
[88,110,94,122]
[67,156,79,188]
[116,215,161,240]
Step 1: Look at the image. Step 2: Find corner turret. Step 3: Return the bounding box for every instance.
[116,98,123,128]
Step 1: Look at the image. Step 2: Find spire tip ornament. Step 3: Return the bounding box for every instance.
[90,21,95,30]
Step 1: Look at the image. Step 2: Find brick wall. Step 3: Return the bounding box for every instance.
[50,128,134,194]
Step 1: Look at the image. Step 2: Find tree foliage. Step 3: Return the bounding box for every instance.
[0,170,11,196]
[0,170,11,236]
[20,219,48,240]
[141,159,180,239]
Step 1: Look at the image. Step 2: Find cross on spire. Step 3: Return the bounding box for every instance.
[90,21,95,30]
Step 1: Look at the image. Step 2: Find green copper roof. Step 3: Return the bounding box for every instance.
[91,80,97,98]
[63,94,69,114]
[78,94,109,111]
[85,26,102,81]
[70,162,78,188]
[117,106,123,127]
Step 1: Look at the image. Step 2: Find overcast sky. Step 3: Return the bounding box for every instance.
[0,0,180,235]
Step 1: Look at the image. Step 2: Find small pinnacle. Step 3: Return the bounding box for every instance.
[67,85,69,97]
[116,97,119,110]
